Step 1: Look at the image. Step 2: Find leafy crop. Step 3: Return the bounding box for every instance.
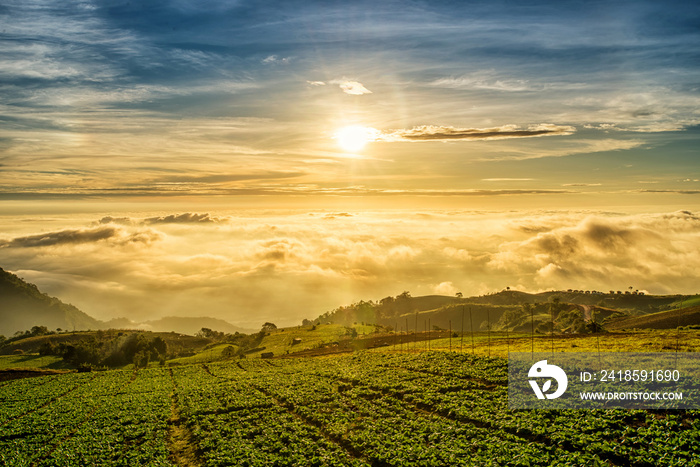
[0,352,698,466]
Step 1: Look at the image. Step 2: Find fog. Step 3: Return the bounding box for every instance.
[1,209,698,328]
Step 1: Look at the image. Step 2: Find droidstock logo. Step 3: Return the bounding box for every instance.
[528,360,568,400]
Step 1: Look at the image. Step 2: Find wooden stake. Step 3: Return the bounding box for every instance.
[487,308,490,358]
[469,307,475,354]
[530,306,534,359]
[461,306,465,353]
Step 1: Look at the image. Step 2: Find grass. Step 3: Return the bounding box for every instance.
[606,305,700,330]
[5,327,699,370]
[669,295,700,309]
[167,343,239,365]
[246,323,355,358]
[168,323,357,363]
[0,354,67,370]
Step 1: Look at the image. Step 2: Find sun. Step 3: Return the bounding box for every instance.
[335,125,377,152]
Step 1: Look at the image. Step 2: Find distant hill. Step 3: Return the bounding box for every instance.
[107,316,255,336]
[316,289,699,332]
[0,268,255,337]
[466,289,684,313]
[605,305,700,330]
[0,329,212,363]
[0,268,102,337]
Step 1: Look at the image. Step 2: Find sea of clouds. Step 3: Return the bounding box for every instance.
[1,209,698,328]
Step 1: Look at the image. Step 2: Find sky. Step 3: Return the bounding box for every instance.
[0,1,699,328]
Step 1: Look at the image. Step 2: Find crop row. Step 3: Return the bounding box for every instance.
[199,359,604,466]
[0,368,175,466]
[203,353,700,466]
[1,352,699,466]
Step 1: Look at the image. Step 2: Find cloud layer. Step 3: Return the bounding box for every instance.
[2,209,699,329]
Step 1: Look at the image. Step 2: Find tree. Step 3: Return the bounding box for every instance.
[61,341,101,366]
[30,325,49,336]
[39,341,57,356]
[221,345,236,358]
[586,320,604,333]
[150,336,167,359]
[262,322,277,332]
[133,351,150,369]
[455,292,463,298]
[196,328,225,340]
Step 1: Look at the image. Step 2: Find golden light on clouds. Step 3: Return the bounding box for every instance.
[3,209,700,328]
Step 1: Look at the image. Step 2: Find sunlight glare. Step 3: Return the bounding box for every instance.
[335,125,378,152]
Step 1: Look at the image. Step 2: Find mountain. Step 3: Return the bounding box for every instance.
[0,268,102,337]
[0,268,255,337]
[105,316,255,335]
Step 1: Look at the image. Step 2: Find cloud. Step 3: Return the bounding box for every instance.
[432,281,458,295]
[0,226,161,248]
[475,137,646,162]
[376,124,575,142]
[2,210,700,328]
[430,75,535,92]
[334,80,372,95]
[584,123,689,133]
[638,190,700,195]
[150,171,304,185]
[98,213,229,225]
[0,185,577,199]
[483,178,535,182]
[145,213,227,224]
[322,213,354,219]
[307,80,326,86]
[98,216,133,225]
[488,212,700,293]
[262,55,291,64]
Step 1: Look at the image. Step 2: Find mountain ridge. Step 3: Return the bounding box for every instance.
[0,268,252,337]
[314,289,700,331]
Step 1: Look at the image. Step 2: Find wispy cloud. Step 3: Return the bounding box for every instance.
[483,178,535,182]
[376,124,575,142]
[262,55,291,64]
[430,74,535,92]
[638,189,700,195]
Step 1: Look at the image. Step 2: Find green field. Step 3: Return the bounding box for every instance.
[0,354,66,370]
[1,351,699,466]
